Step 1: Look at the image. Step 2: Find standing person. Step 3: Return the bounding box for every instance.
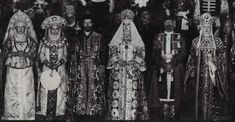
[137,8,157,99]
[149,15,186,120]
[218,14,235,119]
[36,15,68,120]
[215,14,235,80]
[181,13,230,120]
[1,10,38,120]
[106,9,149,120]
[66,12,107,120]
[63,3,80,45]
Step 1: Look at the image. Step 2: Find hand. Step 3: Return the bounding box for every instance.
[117,60,126,67]
[127,60,137,66]
[163,54,173,60]
[215,18,221,28]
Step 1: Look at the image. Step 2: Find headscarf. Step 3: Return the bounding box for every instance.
[109,9,144,48]
[3,10,37,45]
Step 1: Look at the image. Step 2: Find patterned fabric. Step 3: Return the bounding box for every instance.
[67,31,107,116]
[2,67,35,120]
[107,9,148,120]
[106,43,149,120]
[183,36,229,120]
[2,10,37,120]
[36,37,68,117]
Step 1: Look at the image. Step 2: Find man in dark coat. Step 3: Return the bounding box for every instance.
[149,15,186,120]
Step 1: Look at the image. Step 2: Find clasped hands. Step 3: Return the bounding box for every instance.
[44,59,65,70]
[163,53,173,63]
[117,60,137,67]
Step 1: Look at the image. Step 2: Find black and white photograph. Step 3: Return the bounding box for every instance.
[0,0,235,121]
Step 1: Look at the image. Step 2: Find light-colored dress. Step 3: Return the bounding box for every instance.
[2,39,36,120]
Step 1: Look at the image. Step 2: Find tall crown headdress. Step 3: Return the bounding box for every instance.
[121,9,135,21]
[9,10,32,27]
[41,15,68,29]
[199,13,215,26]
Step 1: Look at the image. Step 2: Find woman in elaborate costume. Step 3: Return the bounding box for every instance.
[36,15,68,120]
[2,10,37,120]
[181,12,230,120]
[106,9,149,120]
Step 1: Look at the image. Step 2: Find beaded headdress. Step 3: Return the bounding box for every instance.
[121,9,135,21]
[9,10,32,27]
[199,12,215,26]
[41,15,68,29]
[3,10,37,44]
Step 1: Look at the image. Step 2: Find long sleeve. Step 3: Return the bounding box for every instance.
[133,46,146,72]
[107,45,120,69]
[38,42,46,64]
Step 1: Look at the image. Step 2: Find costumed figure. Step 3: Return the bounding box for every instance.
[2,10,37,120]
[106,9,149,120]
[66,12,107,119]
[150,15,186,120]
[36,15,68,120]
[181,12,230,120]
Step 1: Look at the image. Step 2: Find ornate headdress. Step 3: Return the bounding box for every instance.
[41,15,68,29]
[3,10,37,44]
[109,9,144,48]
[121,9,135,21]
[197,13,216,49]
[199,12,215,27]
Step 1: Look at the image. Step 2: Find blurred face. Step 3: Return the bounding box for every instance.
[15,22,26,34]
[83,19,93,32]
[66,14,75,25]
[141,11,151,25]
[201,25,212,37]
[164,19,175,32]
[50,25,61,36]
[123,20,131,33]
[223,22,232,34]
[123,20,131,40]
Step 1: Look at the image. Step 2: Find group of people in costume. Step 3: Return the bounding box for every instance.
[0,0,235,121]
